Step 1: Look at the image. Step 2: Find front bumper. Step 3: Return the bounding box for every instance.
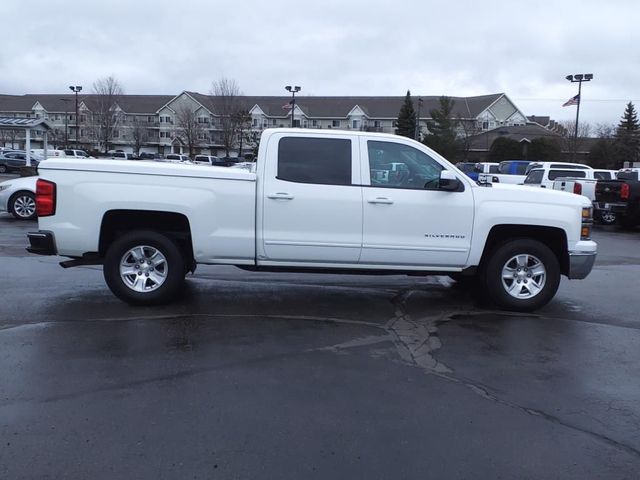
[568,251,597,279]
[27,231,57,255]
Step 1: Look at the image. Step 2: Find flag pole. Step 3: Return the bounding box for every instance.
[565,73,593,162]
[572,81,582,162]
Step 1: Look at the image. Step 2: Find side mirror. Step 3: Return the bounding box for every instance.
[438,170,461,191]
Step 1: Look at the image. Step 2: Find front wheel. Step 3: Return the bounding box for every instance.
[0,164,7,174]
[103,230,186,305]
[483,239,560,312]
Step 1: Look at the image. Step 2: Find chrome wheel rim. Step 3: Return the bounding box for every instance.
[119,245,168,293]
[14,195,36,218]
[501,254,546,299]
[601,211,616,223]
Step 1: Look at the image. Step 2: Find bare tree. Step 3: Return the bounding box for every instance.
[210,77,246,155]
[131,117,149,156]
[175,106,204,157]
[91,76,124,153]
[559,120,593,156]
[457,116,482,161]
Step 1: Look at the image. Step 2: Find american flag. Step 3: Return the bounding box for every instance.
[562,94,580,107]
[282,101,293,110]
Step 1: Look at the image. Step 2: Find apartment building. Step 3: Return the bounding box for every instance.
[0,91,529,156]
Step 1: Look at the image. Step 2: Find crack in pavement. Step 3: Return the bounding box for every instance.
[379,288,640,460]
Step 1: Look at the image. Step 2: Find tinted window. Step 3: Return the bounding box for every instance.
[548,169,586,180]
[524,170,544,184]
[456,162,476,173]
[594,171,612,180]
[514,163,529,175]
[277,137,352,185]
[618,171,639,181]
[368,140,443,189]
[64,150,74,155]
[489,165,500,173]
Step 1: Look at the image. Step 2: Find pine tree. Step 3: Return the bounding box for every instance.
[614,102,640,166]
[422,96,461,160]
[395,90,416,138]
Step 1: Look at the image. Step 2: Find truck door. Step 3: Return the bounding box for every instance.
[259,133,362,264]
[360,138,474,267]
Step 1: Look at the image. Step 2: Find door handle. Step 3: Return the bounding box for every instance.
[367,197,394,205]
[267,192,294,200]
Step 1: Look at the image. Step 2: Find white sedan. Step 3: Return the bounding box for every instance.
[0,176,38,220]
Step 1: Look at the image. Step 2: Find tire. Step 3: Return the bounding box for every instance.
[103,230,186,306]
[482,239,560,312]
[596,210,616,225]
[0,165,7,174]
[10,191,37,220]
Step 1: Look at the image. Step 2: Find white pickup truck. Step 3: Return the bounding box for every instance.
[27,129,597,312]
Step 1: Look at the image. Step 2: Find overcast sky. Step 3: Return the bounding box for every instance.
[2,0,638,127]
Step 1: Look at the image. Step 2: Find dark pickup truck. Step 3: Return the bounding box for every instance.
[594,169,640,228]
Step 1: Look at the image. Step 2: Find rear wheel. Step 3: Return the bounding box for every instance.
[10,191,36,220]
[0,164,7,174]
[483,239,560,312]
[103,230,186,305]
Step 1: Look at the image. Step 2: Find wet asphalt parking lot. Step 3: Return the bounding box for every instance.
[1,178,639,479]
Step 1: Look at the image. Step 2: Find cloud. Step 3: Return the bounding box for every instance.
[2,0,638,124]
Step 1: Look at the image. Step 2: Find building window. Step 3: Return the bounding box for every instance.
[332,120,341,128]
[277,137,352,186]
[252,118,258,127]
[113,130,119,138]
[148,116,155,122]
[352,120,360,129]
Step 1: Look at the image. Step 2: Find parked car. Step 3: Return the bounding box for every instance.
[139,152,161,160]
[110,152,135,160]
[0,151,41,173]
[194,155,241,167]
[165,154,191,163]
[456,162,499,181]
[0,175,38,219]
[64,149,92,158]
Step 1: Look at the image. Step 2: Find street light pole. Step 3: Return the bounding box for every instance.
[69,85,83,148]
[60,98,71,149]
[565,73,593,162]
[415,97,423,140]
[285,85,301,128]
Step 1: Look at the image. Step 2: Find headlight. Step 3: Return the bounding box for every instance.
[0,184,11,192]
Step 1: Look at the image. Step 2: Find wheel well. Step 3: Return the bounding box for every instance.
[8,190,35,213]
[99,210,194,266]
[480,225,569,275]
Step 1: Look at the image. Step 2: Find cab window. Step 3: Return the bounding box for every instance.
[367,141,443,189]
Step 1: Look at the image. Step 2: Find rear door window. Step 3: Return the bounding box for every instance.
[277,137,352,185]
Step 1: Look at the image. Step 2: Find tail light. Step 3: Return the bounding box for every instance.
[621,183,630,200]
[573,183,582,195]
[36,179,56,217]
